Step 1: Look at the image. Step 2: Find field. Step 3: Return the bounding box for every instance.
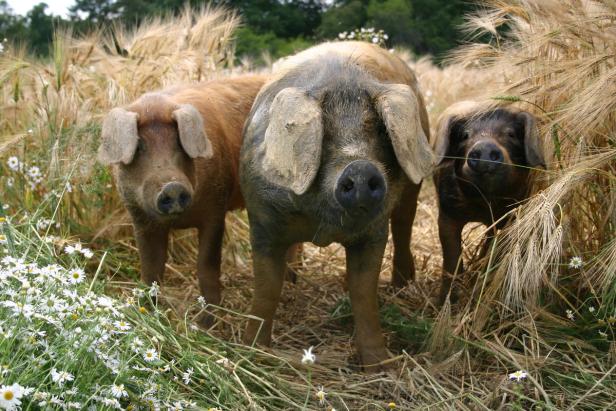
[0,1,615,409]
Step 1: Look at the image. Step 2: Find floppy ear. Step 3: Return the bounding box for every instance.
[172,104,213,159]
[262,87,323,195]
[98,107,140,165]
[375,83,435,184]
[518,111,545,168]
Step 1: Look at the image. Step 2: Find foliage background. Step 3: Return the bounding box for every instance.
[0,0,474,61]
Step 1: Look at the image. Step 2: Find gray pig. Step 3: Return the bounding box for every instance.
[239,42,435,370]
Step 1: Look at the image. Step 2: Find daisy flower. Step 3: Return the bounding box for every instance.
[0,383,26,410]
[68,268,85,284]
[566,309,575,321]
[6,157,20,171]
[110,383,128,398]
[508,370,528,382]
[182,367,194,384]
[143,348,159,362]
[316,386,326,405]
[569,256,583,269]
[301,346,316,365]
[0,234,7,245]
[113,320,131,332]
[51,368,74,387]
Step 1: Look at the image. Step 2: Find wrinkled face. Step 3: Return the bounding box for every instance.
[116,120,195,219]
[448,110,530,195]
[307,88,404,231]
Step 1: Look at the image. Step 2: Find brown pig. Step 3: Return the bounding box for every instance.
[433,101,545,304]
[98,75,267,309]
[239,42,435,370]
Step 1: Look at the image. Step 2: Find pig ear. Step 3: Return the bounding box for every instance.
[98,107,140,165]
[376,83,435,184]
[172,104,214,159]
[518,111,545,168]
[262,87,323,195]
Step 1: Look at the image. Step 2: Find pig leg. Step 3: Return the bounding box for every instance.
[390,183,421,288]
[134,223,169,287]
[438,212,464,304]
[244,226,287,346]
[284,243,303,283]
[345,234,390,371]
[196,217,225,311]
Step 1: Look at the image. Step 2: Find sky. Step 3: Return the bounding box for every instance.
[6,0,75,17]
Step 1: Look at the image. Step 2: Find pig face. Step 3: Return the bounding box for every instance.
[255,69,434,237]
[437,108,544,196]
[98,95,213,220]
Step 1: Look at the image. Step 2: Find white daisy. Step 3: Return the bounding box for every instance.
[0,234,7,245]
[110,383,128,398]
[316,386,326,405]
[566,309,575,321]
[6,157,20,171]
[51,368,74,387]
[182,367,194,384]
[301,346,316,365]
[113,320,131,332]
[143,348,159,362]
[508,370,528,382]
[569,256,583,269]
[0,383,25,410]
[68,268,85,284]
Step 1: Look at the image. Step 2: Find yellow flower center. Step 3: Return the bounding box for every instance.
[72,273,80,279]
[139,306,147,314]
[3,390,14,400]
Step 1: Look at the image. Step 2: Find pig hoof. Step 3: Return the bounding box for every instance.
[196,312,216,329]
[359,348,393,373]
[284,267,298,284]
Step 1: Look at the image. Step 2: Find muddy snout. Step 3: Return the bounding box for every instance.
[156,182,193,215]
[334,160,386,216]
[466,141,506,174]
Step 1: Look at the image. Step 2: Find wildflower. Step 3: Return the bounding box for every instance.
[316,386,326,405]
[2,204,8,210]
[0,383,27,410]
[301,346,316,365]
[588,306,596,313]
[599,330,608,338]
[566,309,575,321]
[388,402,397,409]
[114,320,131,332]
[182,367,194,384]
[143,348,159,362]
[149,282,160,298]
[51,368,74,387]
[508,370,528,382]
[0,234,7,245]
[68,268,85,284]
[65,181,73,193]
[27,166,41,179]
[82,248,93,259]
[110,384,128,398]
[6,157,20,171]
[569,256,583,269]
[139,306,147,314]
[197,295,206,307]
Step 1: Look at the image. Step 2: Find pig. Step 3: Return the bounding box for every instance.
[97,75,267,311]
[239,41,435,370]
[433,101,545,304]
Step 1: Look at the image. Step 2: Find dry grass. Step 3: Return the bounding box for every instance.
[1,1,615,409]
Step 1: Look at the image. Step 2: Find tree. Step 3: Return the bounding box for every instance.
[0,1,27,44]
[317,0,366,39]
[26,3,57,56]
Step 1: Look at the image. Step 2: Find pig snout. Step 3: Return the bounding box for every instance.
[156,182,192,215]
[466,141,505,174]
[334,160,386,215]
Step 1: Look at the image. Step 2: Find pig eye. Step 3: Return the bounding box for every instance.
[460,130,469,141]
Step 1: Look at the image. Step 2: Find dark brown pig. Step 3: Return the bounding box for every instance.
[98,75,267,310]
[433,101,545,304]
[239,42,435,370]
